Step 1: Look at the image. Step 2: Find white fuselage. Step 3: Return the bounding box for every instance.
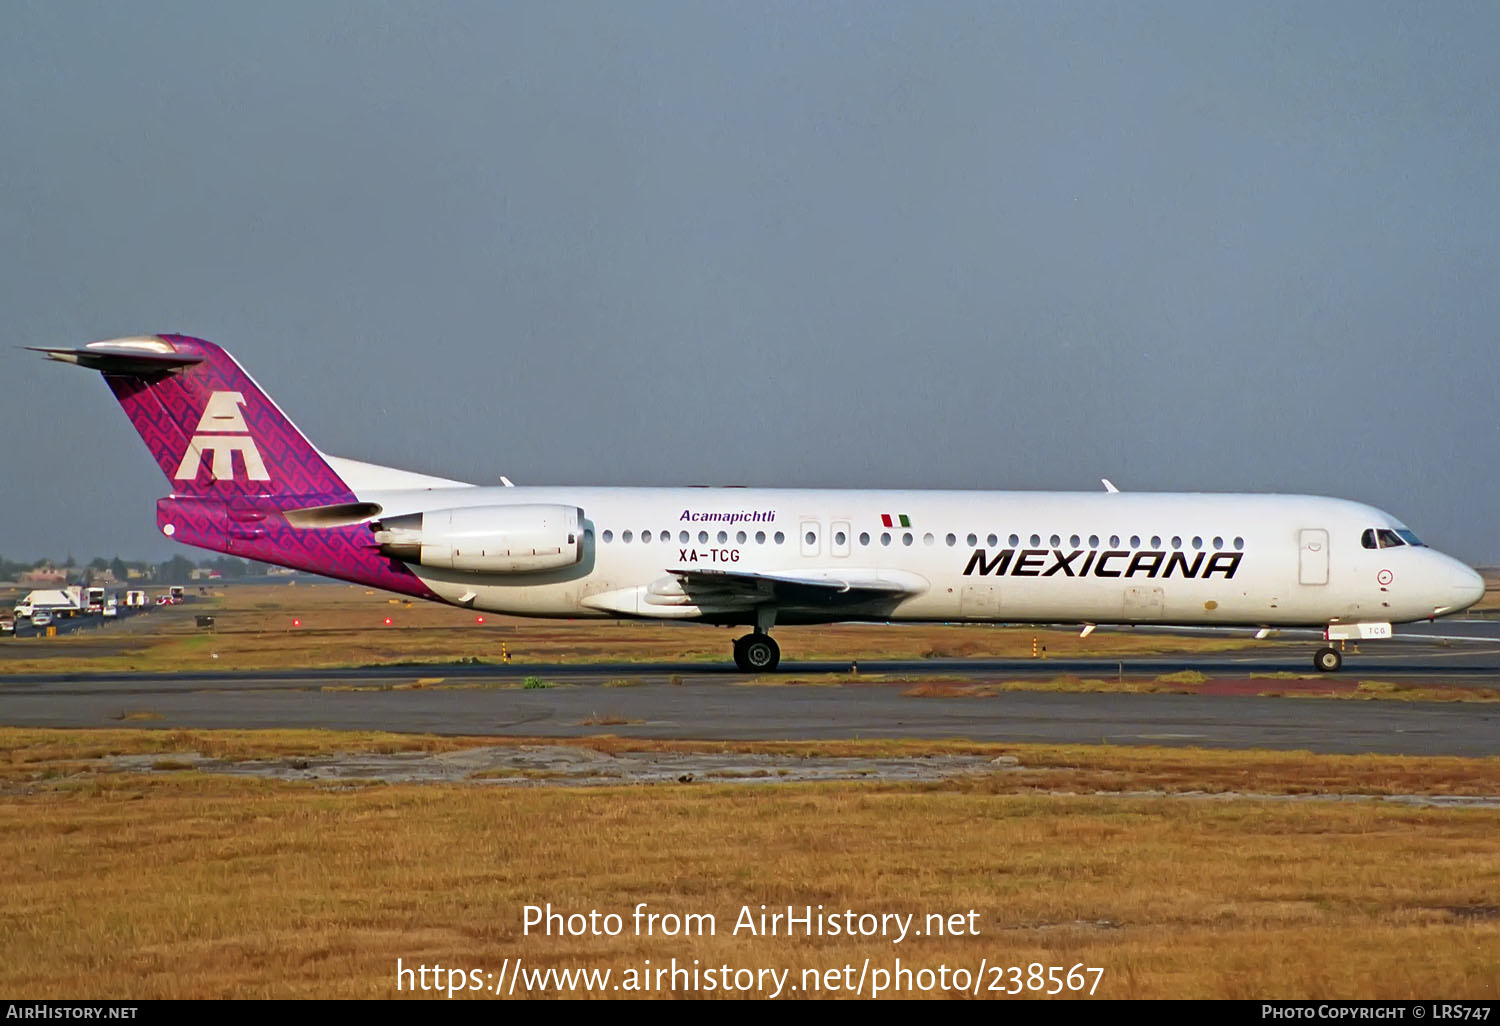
[355,486,1484,629]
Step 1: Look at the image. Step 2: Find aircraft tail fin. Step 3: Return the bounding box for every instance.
[35,335,355,504]
[37,335,438,600]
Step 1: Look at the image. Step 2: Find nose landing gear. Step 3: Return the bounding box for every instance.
[1313,646,1343,673]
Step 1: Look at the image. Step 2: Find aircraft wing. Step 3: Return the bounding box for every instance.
[667,567,927,605]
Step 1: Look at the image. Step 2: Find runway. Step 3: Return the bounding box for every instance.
[3,634,1498,756]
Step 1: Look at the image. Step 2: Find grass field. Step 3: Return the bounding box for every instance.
[5,566,1497,671]
[0,582,1276,675]
[2,729,1498,999]
[6,584,1498,706]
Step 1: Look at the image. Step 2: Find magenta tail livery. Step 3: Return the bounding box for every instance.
[39,335,1486,673]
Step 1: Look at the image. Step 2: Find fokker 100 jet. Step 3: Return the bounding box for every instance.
[37,336,1486,673]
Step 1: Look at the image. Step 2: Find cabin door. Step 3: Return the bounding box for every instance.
[1298,529,1329,585]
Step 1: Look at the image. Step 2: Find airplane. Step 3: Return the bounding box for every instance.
[35,335,1487,674]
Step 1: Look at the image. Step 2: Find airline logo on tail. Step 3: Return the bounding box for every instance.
[173,391,270,482]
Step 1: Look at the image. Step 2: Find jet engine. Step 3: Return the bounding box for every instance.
[372,504,584,573]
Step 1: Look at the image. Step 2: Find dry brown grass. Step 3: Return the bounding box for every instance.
[577,713,646,727]
[1,769,1497,999]
[6,729,1500,797]
[1344,681,1500,702]
[3,730,1500,997]
[0,583,1260,674]
[901,674,1210,698]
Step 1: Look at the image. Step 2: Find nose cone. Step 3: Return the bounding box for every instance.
[1451,563,1486,611]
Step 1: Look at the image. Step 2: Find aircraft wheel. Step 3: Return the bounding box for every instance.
[740,633,780,672]
[1313,646,1343,673]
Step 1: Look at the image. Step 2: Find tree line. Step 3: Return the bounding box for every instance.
[0,554,273,585]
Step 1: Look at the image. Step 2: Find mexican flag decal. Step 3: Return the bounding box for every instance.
[880,514,911,528]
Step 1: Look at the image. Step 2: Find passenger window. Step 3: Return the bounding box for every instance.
[640,530,651,544]
[774,531,785,544]
[1069,535,1080,548]
[945,533,956,546]
[602,530,613,543]
[988,534,998,547]
[1029,534,1041,547]
[736,531,747,544]
[622,530,633,543]
[881,533,892,546]
[967,534,978,547]
[679,531,689,544]
[860,532,870,545]
[836,531,848,546]
[1009,534,1019,547]
[755,531,766,544]
[699,531,709,544]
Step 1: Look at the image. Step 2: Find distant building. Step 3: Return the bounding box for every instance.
[20,566,67,585]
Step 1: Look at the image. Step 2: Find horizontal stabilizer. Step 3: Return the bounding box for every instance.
[30,340,204,375]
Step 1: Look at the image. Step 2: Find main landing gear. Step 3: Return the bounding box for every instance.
[1313,646,1343,673]
[732,633,780,672]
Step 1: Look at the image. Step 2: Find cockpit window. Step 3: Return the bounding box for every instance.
[1395,529,1425,547]
[1377,528,1404,548]
[1361,529,1377,549]
[1362,528,1408,549]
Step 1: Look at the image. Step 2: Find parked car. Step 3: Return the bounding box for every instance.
[0,614,14,635]
[32,610,54,627]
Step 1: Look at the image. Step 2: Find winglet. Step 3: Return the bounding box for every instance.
[1101,479,1119,493]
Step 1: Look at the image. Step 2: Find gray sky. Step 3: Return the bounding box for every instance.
[3,2,1497,564]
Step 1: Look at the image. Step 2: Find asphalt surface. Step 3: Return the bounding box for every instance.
[3,628,1499,755]
[4,603,162,638]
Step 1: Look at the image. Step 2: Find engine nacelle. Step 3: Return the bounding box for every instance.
[372,504,584,573]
